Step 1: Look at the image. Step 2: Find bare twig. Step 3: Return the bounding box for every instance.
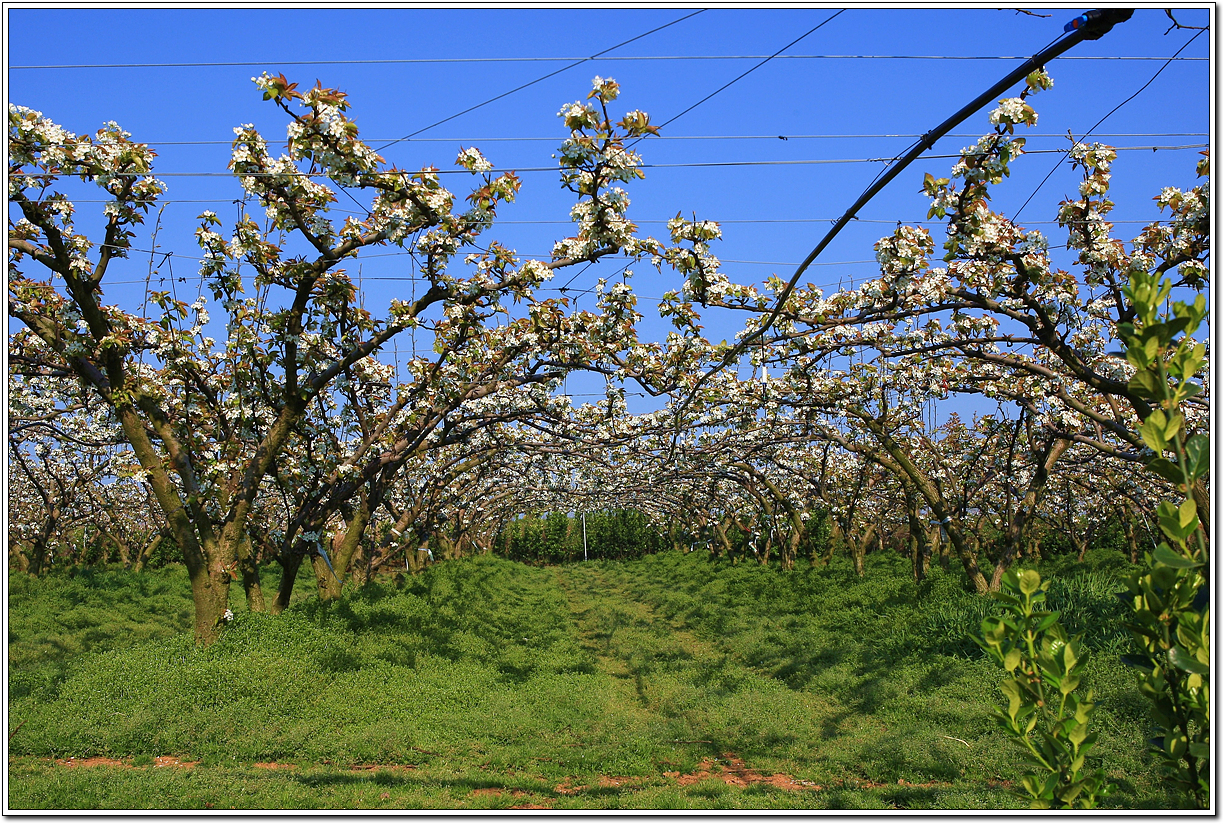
[1165,9,1208,34]
[1007,9,1052,18]
[940,735,972,748]
[9,719,28,741]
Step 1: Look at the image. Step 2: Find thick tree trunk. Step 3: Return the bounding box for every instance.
[188,561,231,644]
[784,530,801,571]
[1027,532,1042,561]
[312,551,343,601]
[989,544,1015,592]
[928,526,949,570]
[907,514,930,584]
[105,527,134,570]
[954,527,990,594]
[1074,530,1088,563]
[26,538,51,577]
[9,539,32,574]
[27,509,59,576]
[113,404,235,644]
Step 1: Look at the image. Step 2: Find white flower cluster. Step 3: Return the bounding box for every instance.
[987,97,1037,131]
[456,146,493,174]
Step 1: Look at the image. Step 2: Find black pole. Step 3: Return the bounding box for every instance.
[683,9,1134,402]
[780,8,1135,293]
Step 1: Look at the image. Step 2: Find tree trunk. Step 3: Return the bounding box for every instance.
[1192,477,1210,536]
[313,492,372,601]
[271,550,306,615]
[908,519,929,584]
[9,539,32,574]
[989,545,1014,592]
[27,508,59,576]
[928,526,949,570]
[26,538,51,577]
[852,524,876,578]
[1123,515,1139,564]
[236,530,266,613]
[713,518,735,561]
[825,519,845,566]
[105,526,134,570]
[784,529,801,571]
[188,561,231,644]
[1074,530,1088,563]
[131,533,163,573]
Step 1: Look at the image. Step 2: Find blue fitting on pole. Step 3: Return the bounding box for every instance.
[1064,9,1135,39]
[1064,13,1090,33]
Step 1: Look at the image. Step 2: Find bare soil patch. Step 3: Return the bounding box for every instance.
[52,756,199,769]
[54,757,126,769]
[668,753,821,791]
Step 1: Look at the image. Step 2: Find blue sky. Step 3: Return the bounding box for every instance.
[7,6,1212,410]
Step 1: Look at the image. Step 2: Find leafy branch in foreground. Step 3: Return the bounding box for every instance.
[977,568,1111,809]
[1118,264,1210,809]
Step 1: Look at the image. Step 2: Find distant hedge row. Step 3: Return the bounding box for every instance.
[495,510,670,563]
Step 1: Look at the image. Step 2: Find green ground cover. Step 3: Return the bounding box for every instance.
[7,550,1183,810]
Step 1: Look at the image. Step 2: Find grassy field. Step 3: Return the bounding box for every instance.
[7,550,1183,810]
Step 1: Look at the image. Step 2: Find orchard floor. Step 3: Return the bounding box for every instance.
[7,551,1184,811]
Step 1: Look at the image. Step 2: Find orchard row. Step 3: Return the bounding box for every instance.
[8,72,1207,644]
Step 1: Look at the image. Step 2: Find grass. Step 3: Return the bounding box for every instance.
[7,550,1184,810]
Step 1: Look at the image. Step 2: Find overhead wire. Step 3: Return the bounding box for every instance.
[14,143,1203,181]
[372,9,707,153]
[24,132,1205,147]
[1012,27,1209,221]
[645,9,845,134]
[11,55,1207,70]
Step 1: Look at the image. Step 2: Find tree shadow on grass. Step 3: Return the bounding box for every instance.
[288,769,637,803]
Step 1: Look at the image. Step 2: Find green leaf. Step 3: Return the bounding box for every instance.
[1146,458,1184,485]
[1019,569,1042,597]
[1185,434,1209,480]
[1157,500,1191,543]
[1161,411,1185,443]
[1141,333,1162,363]
[1168,646,1210,675]
[1178,498,1198,530]
[1000,678,1024,720]
[1152,544,1200,570]
[1035,612,1062,633]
